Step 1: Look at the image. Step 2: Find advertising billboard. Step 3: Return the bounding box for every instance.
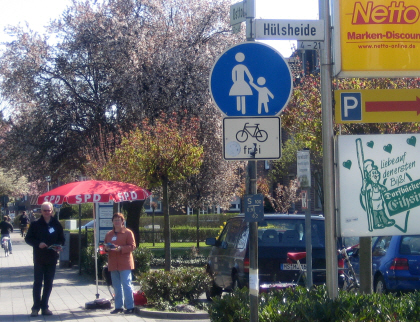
[337,134,420,237]
[333,0,420,77]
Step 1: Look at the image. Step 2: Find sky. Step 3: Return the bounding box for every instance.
[0,0,319,57]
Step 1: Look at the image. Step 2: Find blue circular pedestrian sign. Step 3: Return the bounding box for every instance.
[209,42,293,117]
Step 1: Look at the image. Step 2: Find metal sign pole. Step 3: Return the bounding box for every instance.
[319,0,338,298]
[245,1,259,321]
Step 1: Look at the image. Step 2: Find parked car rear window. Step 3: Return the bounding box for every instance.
[257,219,325,248]
[373,236,392,256]
[400,236,420,255]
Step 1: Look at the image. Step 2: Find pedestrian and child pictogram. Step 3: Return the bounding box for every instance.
[210,42,293,117]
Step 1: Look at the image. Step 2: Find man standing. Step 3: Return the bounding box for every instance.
[25,202,65,317]
[0,215,13,254]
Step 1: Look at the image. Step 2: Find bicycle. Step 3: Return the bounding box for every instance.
[286,245,360,292]
[338,244,360,292]
[236,123,268,143]
[2,236,10,257]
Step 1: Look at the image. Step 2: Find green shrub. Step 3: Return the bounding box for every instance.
[139,227,220,243]
[132,246,153,276]
[139,213,238,228]
[139,267,212,305]
[208,286,420,322]
[80,245,108,279]
[208,287,250,322]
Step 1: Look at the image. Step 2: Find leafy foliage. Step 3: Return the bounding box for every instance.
[266,179,300,213]
[208,285,420,322]
[0,0,243,195]
[132,246,153,276]
[96,113,203,188]
[139,267,212,304]
[0,167,29,196]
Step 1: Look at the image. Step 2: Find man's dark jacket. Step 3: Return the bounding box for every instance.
[0,221,13,235]
[25,216,65,265]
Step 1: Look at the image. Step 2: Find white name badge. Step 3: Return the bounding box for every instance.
[111,236,117,241]
[49,227,55,234]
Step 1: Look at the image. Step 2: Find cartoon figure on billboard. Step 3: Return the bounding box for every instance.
[357,139,395,231]
[360,159,395,231]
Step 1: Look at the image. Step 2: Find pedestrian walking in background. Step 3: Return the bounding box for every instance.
[25,201,65,317]
[104,213,136,314]
[19,211,30,237]
[0,215,13,254]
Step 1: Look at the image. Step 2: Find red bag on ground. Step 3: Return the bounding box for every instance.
[133,291,147,306]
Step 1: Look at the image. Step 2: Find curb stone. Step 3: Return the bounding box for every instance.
[135,307,210,320]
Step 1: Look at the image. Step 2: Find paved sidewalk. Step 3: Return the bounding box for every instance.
[0,231,209,322]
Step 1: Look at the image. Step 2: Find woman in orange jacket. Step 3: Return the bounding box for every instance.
[104,213,136,314]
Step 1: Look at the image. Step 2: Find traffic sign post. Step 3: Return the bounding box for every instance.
[209,42,293,117]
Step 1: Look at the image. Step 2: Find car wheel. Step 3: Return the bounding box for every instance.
[374,275,387,294]
[206,281,223,301]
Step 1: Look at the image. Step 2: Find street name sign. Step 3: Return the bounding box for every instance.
[223,117,281,160]
[230,1,246,26]
[210,42,292,117]
[335,89,420,123]
[255,19,324,41]
[245,194,264,222]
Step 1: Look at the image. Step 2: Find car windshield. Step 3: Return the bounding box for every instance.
[258,219,325,248]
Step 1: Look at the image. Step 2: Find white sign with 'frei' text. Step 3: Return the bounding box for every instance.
[223,117,281,160]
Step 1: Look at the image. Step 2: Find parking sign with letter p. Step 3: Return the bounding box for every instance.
[340,92,361,121]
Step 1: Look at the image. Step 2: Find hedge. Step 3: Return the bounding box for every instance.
[139,227,220,243]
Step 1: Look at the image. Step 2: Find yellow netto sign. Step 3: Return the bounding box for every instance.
[335,89,420,123]
[333,0,420,77]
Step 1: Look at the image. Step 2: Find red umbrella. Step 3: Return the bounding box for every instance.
[37,180,151,205]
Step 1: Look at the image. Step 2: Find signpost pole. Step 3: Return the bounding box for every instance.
[319,0,338,298]
[298,149,313,288]
[248,160,258,322]
[245,1,258,321]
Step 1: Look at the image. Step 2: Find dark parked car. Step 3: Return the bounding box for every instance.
[205,214,326,298]
[344,235,420,293]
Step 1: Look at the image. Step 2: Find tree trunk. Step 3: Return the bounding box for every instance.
[122,200,145,247]
[163,177,171,271]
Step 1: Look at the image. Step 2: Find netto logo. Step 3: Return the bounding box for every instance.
[352,1,420,24]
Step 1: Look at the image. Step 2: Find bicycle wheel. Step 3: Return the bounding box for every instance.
[255,130,268,142]
[343,275,359,293]
[236,130,248,142]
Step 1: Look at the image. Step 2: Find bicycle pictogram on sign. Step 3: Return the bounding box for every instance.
[236,123,268,143]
